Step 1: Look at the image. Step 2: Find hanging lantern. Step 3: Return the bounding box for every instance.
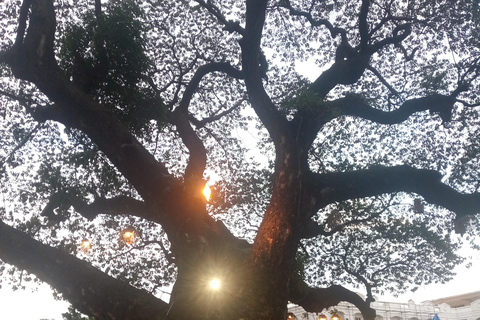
[318,315,328,320]
[331,314,341,320]
[121,226,139,245]
[287,312,295,320]
[202,183,212,201]
[80,238,91,254]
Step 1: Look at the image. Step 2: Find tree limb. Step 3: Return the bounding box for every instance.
[6,0,176,212]
[309,165,480,220]
[3,0,244,261]
[308,20,411,98]
[359,0,371,49]
[366,65,400,96]
[178,62,243,113]
[170,108,207,182]
[14,0,31,46]
[295,93,457,147]
[289,282,376,320]
[0,123,43,169]
[170,62,243,181]
[0,219,169,320]
[189,98,246,128]
[72,196,150,221]
[370,23,412,54]
[309,53,371,98]
[242,0,290,142]
[193,0,245,35]
[279,0,348,41]
[330,93,457,124]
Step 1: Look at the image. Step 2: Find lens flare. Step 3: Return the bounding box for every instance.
[209,278,220,290]
[203,184,212,201]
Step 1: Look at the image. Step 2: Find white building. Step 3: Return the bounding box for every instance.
[288,291,480,320]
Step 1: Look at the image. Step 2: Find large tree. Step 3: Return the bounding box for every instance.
[0,0,480,319]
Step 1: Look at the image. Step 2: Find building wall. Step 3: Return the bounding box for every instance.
[288,292,480,320]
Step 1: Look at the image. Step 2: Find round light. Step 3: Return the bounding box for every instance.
[121,227,138,245]
[209,278,220,290]
[80,239,91,253]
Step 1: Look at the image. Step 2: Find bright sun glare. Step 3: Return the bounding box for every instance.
[203,184,212,201]
[209,278,220,290]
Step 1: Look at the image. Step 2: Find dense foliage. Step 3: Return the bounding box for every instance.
[0,0,480,319]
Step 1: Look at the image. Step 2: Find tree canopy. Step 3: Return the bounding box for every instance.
[0,0,479,319]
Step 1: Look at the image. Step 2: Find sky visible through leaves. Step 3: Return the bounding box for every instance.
[1,0,480,318]
[0,59,479,320]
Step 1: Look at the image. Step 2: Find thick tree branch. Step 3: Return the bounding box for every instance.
[330,93,457,123]
[94,0,102,19]
[69,195,150,221]
[289,282,376,320]
[308,19,411,98]
[178,62,243,112]
[14,0,31,46]
[295,93,457,147]
[170,108,207,182]
[359,0,371,49]
[75,196,148,219]
[309,165,480,220]
[242,0,290,142]
[11,0,57,80]
[0,219,169,320]
[309,54,371,98]
[173,62,242,182]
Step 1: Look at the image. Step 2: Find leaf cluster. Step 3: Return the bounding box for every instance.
[58,0,166,134]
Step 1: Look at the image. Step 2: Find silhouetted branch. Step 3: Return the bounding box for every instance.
[309,165,480,220]
[289,282,376,320]
[0,219,169,320]
[330,93,456,123]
